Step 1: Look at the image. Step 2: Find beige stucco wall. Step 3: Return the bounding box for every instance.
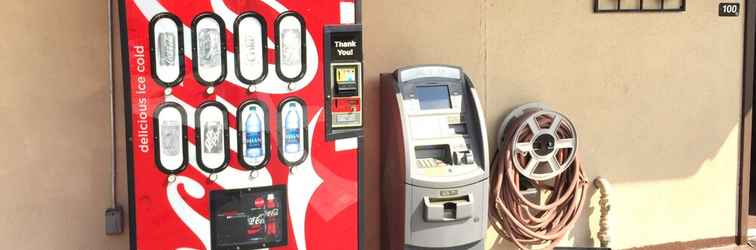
[365,0,745,249]
[0,0,131,249]
[0,0,746,249]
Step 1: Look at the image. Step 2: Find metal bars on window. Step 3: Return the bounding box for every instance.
[594,0,685,13]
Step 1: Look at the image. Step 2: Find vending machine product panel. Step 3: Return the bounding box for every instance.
[118,1,364,249]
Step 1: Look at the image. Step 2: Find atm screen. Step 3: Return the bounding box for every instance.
[416,85,451,110]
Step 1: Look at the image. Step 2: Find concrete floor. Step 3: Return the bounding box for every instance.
[703,245,753,250]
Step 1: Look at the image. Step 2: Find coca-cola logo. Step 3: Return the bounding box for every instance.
[247,214,266,225]
[246,208,280,226]
[265,208,279,217]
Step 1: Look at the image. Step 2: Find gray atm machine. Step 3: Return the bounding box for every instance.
[381,65,489,250]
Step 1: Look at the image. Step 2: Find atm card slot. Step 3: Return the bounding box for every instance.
[448,123,467,135]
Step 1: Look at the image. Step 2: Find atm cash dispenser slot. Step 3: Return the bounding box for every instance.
[423,194,473,222]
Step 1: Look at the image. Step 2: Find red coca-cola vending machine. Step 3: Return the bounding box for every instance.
[117,0,364,249]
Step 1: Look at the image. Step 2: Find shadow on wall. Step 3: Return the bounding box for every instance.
[362,1,744,250]
[486,122,742,249]
[477,0,745,184]
[487,92,740,184]
[363,68,744,248]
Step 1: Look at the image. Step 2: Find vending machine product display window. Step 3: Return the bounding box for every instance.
[233,12,268,86]
[237,100,270,170]
[195,101,230,174]
[153,102,188,174]
[277,98,308,167]
[275,11,306,83]
[149,13,184,87]
[191,13,227,86]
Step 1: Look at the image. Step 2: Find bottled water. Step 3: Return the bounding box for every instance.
[245,107,263,159]
[284,103,301,153]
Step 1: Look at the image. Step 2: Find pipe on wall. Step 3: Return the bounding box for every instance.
[594,177,612,248]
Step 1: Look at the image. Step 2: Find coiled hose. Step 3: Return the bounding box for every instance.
[490,108,589,249]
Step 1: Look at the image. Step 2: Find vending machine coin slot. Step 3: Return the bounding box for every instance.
[324,24,363,139]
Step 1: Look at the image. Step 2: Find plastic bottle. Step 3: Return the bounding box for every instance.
[284,103,301,154]
[245,107,263,159]
[265,193,279,241]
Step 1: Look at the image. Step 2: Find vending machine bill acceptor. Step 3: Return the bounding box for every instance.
[118,0,364,249]
[381,65,489,250]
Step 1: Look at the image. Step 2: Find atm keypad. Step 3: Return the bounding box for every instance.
[416,158,445,168]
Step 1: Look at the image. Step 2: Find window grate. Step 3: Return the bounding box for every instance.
[594,0,686,13]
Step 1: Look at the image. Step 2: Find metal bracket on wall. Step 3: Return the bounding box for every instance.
[594,0,686,13]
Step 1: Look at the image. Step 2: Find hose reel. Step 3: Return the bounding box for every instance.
[497,103,578,181]
[491,103,588,249]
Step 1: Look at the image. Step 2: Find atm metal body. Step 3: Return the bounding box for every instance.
[381,65,489,250]
[118,0,364,249]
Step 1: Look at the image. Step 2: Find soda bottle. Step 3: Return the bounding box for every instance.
[284,103,301,154]
[244,106,263,160]
[247,196,267,241]
[265,193,279,241]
